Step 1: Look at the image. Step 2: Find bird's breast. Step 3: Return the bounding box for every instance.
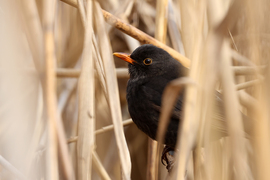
[126,79,164,140]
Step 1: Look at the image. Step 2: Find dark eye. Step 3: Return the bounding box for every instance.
[143,58,152,65]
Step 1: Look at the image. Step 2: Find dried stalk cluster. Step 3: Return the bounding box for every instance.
[0,0,270,180]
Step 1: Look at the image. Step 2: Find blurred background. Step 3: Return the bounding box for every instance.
[0,0,270,180]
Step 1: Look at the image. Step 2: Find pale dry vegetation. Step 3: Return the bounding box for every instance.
[0,0,270,180]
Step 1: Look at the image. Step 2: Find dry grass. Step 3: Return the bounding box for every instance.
[1,0,270,180]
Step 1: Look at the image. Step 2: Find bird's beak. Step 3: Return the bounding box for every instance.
[113,52,136,64]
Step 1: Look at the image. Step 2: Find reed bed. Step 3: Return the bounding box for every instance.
[1,0,270,179]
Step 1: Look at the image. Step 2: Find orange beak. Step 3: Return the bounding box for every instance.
[113,52,136,64]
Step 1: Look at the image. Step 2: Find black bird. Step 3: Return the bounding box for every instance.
[114,44,251,170]
[114,44,187,149]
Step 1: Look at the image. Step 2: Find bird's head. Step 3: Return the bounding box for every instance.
[114,44,186,79]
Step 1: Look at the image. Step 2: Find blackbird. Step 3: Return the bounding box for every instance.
[114,44,252,170]
[114,44,187,149]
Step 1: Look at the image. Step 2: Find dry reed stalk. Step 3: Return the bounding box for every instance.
[76,0,95,179]
[61,0,77,8]
[201,1,231,176]
[136,0,156,34]
[77,0,86,26]
[102,10,190,67]
[238,91,259,110]
[57,68,81,77]
[117,1,140,52]
[214,0,243,34]
[20,1,46,177]
[43,0,59,179]
[146,0,169,179]
[93,2,131,179]
[236,79,261,90]
[198,39,223,180]
[60,0,191,68]
[167,0,185,55]
[115,68,129,78]
[55,9,83,176]
[177,0,195,59]
[17,65,259,79]
[203,1,249,179]
[231,50,256,66]
[228,30,238,52]
[220,40,250,180]
[56,112,76,180]
[92,36,108,95]
[157,78,195,146]
[146,139,159,180]
[203,1,252,179]
[44,1,76,179]
[187,5,219,179]
[245,1,270,179]
[155,0,168,44]
[57,68,128,79]
[58,79,78,114]
[172,1,207,179]
[233,66,265,75]
[10,0,270,179]
[252,71,270,180]
[94,118,133,135]
[67,118,133,144]
[123,33,141,52]
[58,60,81,115]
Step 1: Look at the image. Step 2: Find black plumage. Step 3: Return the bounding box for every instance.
[114,44,252,170]
[114,44,187,148]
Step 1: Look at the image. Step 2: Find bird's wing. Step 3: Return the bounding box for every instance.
[142,81,250,142]
[141,76,183,120]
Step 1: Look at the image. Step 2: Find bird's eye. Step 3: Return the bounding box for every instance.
[143,58,152,65]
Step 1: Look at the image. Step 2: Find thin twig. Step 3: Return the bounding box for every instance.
[233,66,265,75]
[56,68,80,78]
[238,90,259,110]
[67,136,79,144]
[67,119,133,143]
[94,3,131,179]
[173,1,206,178]
[92,34,108,95]
[43,0,76,178]
[92,151,111,180]
[43,0,59,179]
[76,0,95,179]
[115,68,129,78]
[167,0,185,55]
[155,0,168,43]
[103,10,190,67]
[60,0,191,68]
[220,40,250,180]
[56,68,129,78]
[236,79,261,90]
[147,1,169,179]
[56,66,264,78]
[228,29,238,51]
[67,118,133,144]
[95,118,133,135]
